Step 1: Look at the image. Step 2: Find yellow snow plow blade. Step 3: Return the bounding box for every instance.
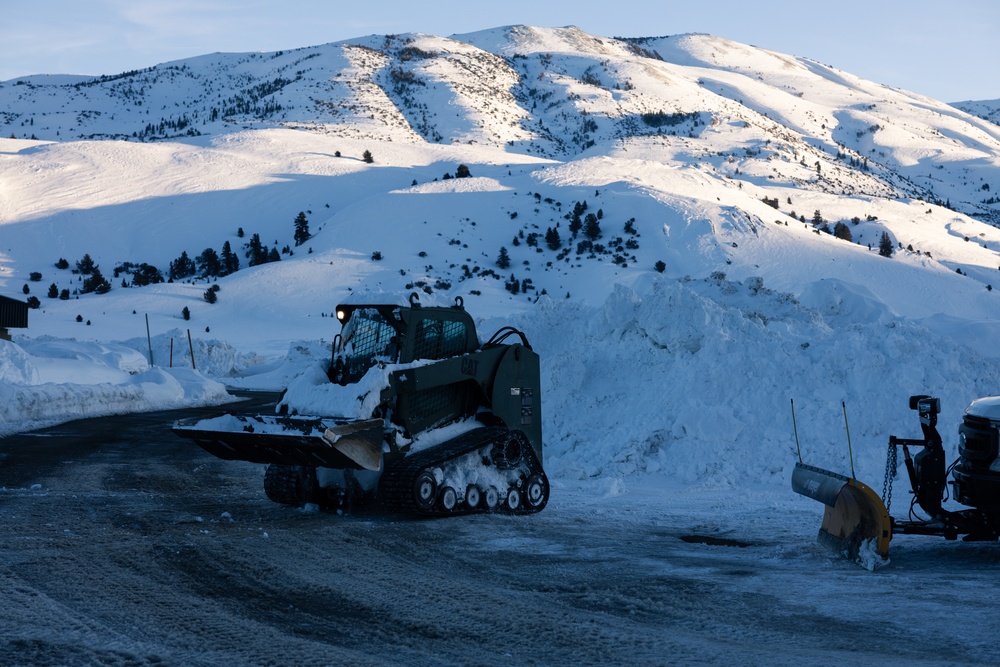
[792,462,891,561]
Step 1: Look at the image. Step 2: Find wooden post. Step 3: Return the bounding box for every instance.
[145,314,154,366]
[187,329,196,370]
[169,338,173,368]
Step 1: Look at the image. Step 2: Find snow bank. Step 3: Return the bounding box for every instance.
[487,275,1000,489]
[0,339,233,437]
[0,340,39,385]
[120,330,270,380]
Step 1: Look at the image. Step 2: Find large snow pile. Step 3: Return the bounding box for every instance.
[508,276,1000,487]
[0,338,233,437]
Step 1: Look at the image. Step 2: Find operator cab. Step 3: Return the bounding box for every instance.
[329,294,478,385]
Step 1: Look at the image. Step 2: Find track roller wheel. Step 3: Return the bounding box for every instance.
[439,486,458,511]
[484,486,499,510]
[465,485,481,509]
[413,471,437,512]
[505,487,521,511]
[524,474,548,510]
[491,435,523,469]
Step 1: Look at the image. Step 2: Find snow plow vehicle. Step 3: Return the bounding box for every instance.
[173,294,548,516]
[793,395,1000,562]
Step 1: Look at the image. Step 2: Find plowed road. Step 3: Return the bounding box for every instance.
[1,395,995,666]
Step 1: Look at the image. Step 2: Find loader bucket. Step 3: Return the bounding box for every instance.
[173,414,366,469]
[792,462,891,562]
[323,419,384,471]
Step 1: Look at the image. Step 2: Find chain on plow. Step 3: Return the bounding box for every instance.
[882,441,898,514]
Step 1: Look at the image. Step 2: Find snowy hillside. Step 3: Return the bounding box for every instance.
[954,98,1000,128]
[3,25,1000,493]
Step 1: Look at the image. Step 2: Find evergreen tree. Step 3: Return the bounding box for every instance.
[169,251,196,279]
[455,164,471,178]
[82,267,111,294]
[569,213,582,237]
[878,231,894,257]
[545,227,562,251]
[245,234,268,266]
[26,296,40,309]
[182,306,191,321]
[22,284,29,294]
[221,241,239,275]
[131,264,164,286]
[497,246,511,269]
[362,150,374,164]
[55,257,69,270]
[583,213,601,240]
[47,283,59,298]
[196,248,222,277]
[203,287,218,304]
[833,221,853,242]
[76,253,97,275]
[812,210,824,225]
[293,212,311,246]
[267,247,281,263]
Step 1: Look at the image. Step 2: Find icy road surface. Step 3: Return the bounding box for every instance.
[1,400,998,666]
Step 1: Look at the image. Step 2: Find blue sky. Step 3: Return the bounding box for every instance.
[2,0,997,102]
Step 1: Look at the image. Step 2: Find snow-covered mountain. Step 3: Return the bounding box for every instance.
[4,27,1000,217]
[954,98,1000,128]
[3,25,1000,485]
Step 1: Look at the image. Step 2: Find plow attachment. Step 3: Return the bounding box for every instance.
[792,462,891,561]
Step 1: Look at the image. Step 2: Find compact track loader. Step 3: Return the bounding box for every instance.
[174,294,548,516]
[793,395,1000,562]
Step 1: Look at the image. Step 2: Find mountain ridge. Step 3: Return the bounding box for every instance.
[3,27,997,218]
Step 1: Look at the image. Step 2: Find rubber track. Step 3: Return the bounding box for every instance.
[263,464,318,506]
[378,427,547,516]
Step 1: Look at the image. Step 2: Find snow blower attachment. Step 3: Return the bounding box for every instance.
[173,294,549,517]
[792,464,891,561]
[791,400,891,561]
[793,395,1000,563]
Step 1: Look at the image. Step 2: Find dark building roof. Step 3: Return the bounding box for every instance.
[0,295,29,329]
